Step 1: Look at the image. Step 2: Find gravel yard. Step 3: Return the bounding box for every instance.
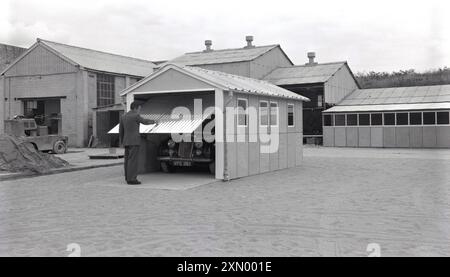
[0,146,449,257]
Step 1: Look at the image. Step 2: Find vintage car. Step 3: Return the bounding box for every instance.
[157,138,215,174]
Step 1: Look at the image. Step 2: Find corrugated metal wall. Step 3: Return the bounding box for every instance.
[250,47,293,79]
[324,65,358,104]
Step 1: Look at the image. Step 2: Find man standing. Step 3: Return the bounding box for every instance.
[119,101,156,185]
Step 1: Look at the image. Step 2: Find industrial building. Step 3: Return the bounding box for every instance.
[169,39,359,144]
[263,54,359,143]
[322,85,450,148]
[0,38,155,146]
[118,63,308,180]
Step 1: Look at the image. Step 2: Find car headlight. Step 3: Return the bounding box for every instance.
[168,139,176,149]
[195,149,202,156]
[194,141,203,149]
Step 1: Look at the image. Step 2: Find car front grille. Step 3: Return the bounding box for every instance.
[178,142,193,158]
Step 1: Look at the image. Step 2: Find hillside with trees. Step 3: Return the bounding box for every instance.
[355,67,450,89]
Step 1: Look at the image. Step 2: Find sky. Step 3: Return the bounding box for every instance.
[0,0,449,73]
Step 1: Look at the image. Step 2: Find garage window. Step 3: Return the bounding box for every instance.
[287,104,294,127]
[437,111,450,125]
[346,114,358,126]
[396,113,408,125]
[359,114,370,126]
[409,112,422,125]
[270,102,278,126]
[384,113,395,125]
[423,112,436,125]
[237,98,248,127]
[371,113,382,126]
[323,114,333,126]
[259,101,269,126]
[335,114,346,126]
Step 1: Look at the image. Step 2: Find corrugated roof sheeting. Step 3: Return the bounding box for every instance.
[168,45,278,66]
[108,110,214,134]
[339,85,450,106]
[181,65,309,101]
[324,102,450,113]
[149,109,214,134]
[41,39,155,77]
[263,62,346,85]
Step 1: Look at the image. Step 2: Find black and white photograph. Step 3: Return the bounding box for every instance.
[0,0,449,262]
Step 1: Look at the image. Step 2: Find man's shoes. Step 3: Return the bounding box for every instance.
[127,180,142,185]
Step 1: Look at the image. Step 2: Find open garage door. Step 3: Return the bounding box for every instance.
[108,109,213,134]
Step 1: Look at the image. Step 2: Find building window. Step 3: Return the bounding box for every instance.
[323,114,333,126]
[359,114,370,126]
[371,113,382,126]
[335,114,346,126]
[396,113,408,125]
[23,100,37,116]
[237,98,248,127]
[384,113,395,125]
[409,112,422,125]
[423,112,436,125]
[317,95,323,108]
[270,102,278,126]
[437,111,450,125]
[97,74,115,107]
[259,101,269,126]
[287,104,294,127]
[347,114,358,126]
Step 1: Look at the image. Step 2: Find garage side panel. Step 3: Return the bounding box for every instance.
[370,127,383,147]
[436,126,450,148]
[383,127,396,147]
[323,126,335,147]
[409,127,423,148]
[423,126,437,148]
[395,127,410,148]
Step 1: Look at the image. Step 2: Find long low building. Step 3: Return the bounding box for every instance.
[323,84,450,148]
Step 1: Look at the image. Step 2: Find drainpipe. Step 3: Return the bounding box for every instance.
[222,90,234,181]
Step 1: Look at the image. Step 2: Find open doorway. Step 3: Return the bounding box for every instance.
[22,98,61,135]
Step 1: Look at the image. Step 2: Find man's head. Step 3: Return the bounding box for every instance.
[130,101,143,112]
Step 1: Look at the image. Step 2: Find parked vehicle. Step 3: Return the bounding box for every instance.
[157,138,215,174]
[4,117,68,154]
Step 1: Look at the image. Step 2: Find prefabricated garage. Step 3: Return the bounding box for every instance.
[113,64,309,180]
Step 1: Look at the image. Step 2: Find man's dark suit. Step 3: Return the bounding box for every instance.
[119,110,155,183]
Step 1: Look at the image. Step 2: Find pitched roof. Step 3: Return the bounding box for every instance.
[121,64,309,101]
[263,62,349,85]
[167,45,291,66]
[16,39,156,77]
[325,84,450,112]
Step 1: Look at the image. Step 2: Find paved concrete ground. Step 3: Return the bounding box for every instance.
[0,147,449,257]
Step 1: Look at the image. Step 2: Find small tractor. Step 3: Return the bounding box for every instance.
[4,117,68,154]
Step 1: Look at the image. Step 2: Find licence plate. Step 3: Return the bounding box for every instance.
[173,161,192,167]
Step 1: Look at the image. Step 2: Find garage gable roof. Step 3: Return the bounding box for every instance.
[264,62,353,86]
[121,64,309,101]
